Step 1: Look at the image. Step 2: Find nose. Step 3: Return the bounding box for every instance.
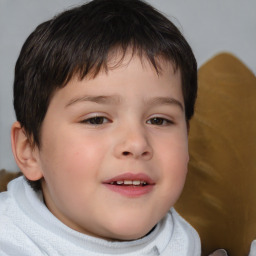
[113,124,153,161]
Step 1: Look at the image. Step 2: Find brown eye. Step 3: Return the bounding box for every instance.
[82,116,109,125]
[150,117,164,125]
[147,117,173,126]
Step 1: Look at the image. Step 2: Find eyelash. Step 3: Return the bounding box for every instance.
[146,117,174,126]
[80,116,173,126]
[80,116,111,125]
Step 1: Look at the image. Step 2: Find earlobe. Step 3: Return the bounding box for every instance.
[11,121,43,181]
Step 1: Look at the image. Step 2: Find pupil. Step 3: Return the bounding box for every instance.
[152,118,163,125]
[91,117,103,124]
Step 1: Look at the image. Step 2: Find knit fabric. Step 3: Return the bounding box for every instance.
[249,241,256,256]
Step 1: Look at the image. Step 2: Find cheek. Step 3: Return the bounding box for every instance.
[162,149,188,187]
[159,131,189,168]
[39,131,109,196]
[42,129,104,170]
[40,134,104,211]
[157,132,189,191]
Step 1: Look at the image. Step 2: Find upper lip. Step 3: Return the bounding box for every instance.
[102,172,155,185]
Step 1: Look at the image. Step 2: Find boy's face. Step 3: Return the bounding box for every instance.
[35,54,189,241]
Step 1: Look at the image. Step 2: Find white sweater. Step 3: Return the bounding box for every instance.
[0,177,201,256]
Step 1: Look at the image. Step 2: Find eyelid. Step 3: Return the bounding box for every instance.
[146,115,175,125]
[79,113,112,125]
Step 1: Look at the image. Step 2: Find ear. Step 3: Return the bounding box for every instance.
[11,121,43,181]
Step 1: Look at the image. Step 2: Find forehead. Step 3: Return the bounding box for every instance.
[50,51,183,107]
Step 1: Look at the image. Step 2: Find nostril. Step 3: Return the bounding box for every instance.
[122,151,150,158]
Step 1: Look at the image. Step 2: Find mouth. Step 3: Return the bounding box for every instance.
[102,173,155,197]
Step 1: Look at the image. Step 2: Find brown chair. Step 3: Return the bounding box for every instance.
[176,53,256,256]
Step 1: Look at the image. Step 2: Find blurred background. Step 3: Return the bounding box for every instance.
[0,0,256,171]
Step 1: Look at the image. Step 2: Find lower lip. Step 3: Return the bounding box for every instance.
[104,184,154,197]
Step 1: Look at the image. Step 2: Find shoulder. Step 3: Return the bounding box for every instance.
[0,176,24,212]
[169,208,201,254]
[0,178,45,255]
[0,183,14,216]
[0,177,32,235]
[0,179,21,239]
[0,193,25,255]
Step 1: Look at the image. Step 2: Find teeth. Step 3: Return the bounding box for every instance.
[124,180,133,185]
[113,180,147,186]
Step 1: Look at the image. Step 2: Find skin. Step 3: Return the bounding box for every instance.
[12,54,189,241]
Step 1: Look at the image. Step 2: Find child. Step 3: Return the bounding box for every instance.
[0,0,201,255]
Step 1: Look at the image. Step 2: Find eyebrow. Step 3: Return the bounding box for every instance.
[65,95,184,111]
[65,95,121,107]
[146,97,184,111]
